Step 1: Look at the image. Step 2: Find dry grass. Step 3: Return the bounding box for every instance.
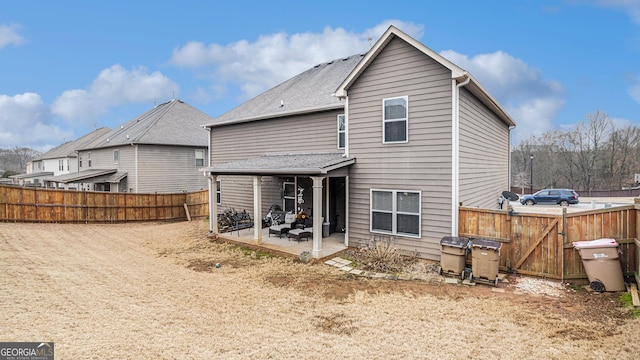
[1,221,639,359]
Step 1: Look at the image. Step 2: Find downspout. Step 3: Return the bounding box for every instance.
[205,126,215,234]
[508,126,515,190]
[132,143,138,193]
[452,73,470,236]
[344,97,349,158]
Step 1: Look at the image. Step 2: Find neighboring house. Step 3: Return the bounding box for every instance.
[45,99,212,193]
[201,26,515,260]
[10,128,111,187]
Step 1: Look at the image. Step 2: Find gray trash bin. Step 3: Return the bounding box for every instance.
[439,236,469,279]
[322,222,330,238]
[573,238,625,292]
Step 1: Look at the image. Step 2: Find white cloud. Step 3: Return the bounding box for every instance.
[0,93,73,149]
[440,49,566,143]
[629,82,640,103]
[0,24,24,49]
[51,65,179,123]
[595,0,640,24]
[170,20,423,100]
[506,98,565,144]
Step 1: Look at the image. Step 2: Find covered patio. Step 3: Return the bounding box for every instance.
[215,226,347,259]
[201,152,355,259]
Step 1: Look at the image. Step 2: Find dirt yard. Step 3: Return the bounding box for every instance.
[1,221,639,359]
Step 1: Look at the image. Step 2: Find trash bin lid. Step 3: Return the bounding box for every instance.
[470,238,502,250]
[440,236,469,248]
[572,238,618,249]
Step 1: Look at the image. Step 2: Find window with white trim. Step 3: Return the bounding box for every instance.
[337,114,346,149]
[216,180,221,205]
[87,152,92,167]
[66,159,70,171]
[58,159,64,171]
[195,149,205,167]
[370,189,421,237]
[79,154,83,168]
[113,149,119,164]
[382,96,408,143]
[283,182,296,212]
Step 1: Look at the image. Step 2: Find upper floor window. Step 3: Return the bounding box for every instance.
[87,152,92,167]
[58,159,64,171]
[337,114,346,149]
[113,149,120,164]
[66,159,70,171]
[382,96,408,143]
[370,189,421,237]
[79,154,83,168]
[195,149,205,167]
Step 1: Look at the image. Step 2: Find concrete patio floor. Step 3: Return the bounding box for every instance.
[215,226,348,259]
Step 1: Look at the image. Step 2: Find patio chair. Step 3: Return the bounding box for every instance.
[268,212,296,238]
[287,227,313,242]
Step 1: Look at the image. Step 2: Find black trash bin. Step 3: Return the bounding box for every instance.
[439,236,470,279]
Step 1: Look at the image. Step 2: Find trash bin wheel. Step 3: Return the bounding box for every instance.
[589,279,605,293]
[494,277,499,287]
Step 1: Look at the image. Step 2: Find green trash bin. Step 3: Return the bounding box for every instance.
[573,238,625,292]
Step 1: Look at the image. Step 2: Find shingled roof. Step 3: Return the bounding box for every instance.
[79,99,211,150]
[206,54,365,127]
[35,127,111,160]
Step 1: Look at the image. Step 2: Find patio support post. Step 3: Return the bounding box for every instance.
[253,176,263,244]
[208,175,218,234]
[311,176,324,258]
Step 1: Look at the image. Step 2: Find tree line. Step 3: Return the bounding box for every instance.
[511,111,640,192]
[0,147,42,177]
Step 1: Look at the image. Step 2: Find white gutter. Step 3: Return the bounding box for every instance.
[452,73,470,236]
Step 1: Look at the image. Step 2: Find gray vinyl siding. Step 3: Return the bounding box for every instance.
[210,109,342,217]
[78,145,208,193]
[136,145,208,193]
[346,36,453,260]
[458,88,510,208]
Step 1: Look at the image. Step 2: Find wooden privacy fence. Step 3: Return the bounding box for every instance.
[459,205,638,280]
[0,185,209,223]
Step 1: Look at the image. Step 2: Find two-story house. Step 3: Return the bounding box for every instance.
[46,99,212,193]
[11,127,111,188]
[201,26,515,260]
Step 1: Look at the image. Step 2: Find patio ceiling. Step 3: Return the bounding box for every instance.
[201,152,355,176]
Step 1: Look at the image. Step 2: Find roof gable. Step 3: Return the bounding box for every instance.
[334,25,515,127]
[80,99,212,150]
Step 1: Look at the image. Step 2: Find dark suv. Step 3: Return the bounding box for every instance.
[519,189,579,206]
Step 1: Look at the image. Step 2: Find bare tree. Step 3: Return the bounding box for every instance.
[567,111,613,191]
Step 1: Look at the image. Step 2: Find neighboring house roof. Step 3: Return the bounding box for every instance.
[334,25,515,127]
[206,54,364,127]
[79,99,211,150]
[10,171,54,179]
[204,153,355,176]
[35,127,111,160]
[41,169,118,184]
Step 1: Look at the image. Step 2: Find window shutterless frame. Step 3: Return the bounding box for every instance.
[382,96,408,144]
[216,180,221,205]
[337,114,346,149]
[113,149,119,164]
[370,188,421,238]
[195,149,205,167]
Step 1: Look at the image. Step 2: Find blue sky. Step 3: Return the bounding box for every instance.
[1,0,640,151]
